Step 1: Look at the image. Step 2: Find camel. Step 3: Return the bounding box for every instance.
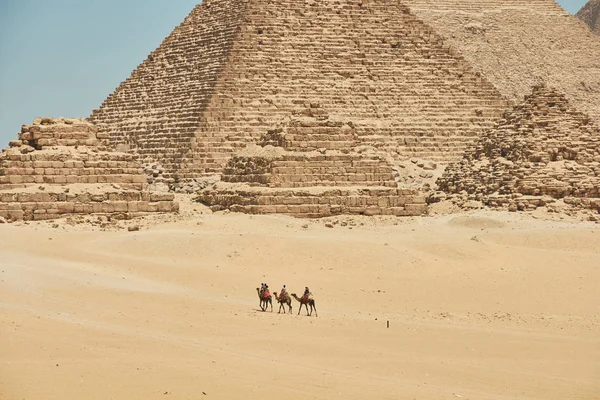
[291,293,318,317]
[273,291,292,314]
[256,287,272,312]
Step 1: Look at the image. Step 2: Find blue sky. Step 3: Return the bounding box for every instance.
[0,0,590,145]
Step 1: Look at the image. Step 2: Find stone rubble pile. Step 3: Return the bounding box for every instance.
[438,85,600,213]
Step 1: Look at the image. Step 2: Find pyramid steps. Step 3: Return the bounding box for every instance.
[89,0,509,177]
[0,118,178,221]
[199,184,427,218]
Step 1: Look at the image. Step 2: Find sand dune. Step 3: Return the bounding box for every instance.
[1,208,599,399]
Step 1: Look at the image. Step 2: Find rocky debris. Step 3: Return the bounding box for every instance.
[171,176,220,194]
[394,159,445,192]
[127,225,140,232]
[438,85,600,214]
[144,162,219,194]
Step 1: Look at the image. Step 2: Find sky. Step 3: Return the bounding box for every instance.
[0,0,590,145]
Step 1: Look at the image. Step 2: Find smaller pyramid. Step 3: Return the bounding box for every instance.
[577,0,600,35]
[438,85,600,212]
[0,118,178,221]
[198,106,427,218]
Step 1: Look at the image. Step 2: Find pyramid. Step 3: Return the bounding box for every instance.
[404,0,600,124]
[90,0,510,179]
[577,0,600,35]
[198,106,427,217]
[0,118,178,221]
[438,85,600,212]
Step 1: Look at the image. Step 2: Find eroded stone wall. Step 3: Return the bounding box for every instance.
[199,186,427,218]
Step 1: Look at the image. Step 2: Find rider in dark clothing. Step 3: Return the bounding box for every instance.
[303,286,311,299]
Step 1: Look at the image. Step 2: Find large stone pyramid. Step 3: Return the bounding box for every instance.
[90,0,510,179]
[577,0,600,35]
[438,85,600,213]
[404,0,600,122]
[87,0,600,218]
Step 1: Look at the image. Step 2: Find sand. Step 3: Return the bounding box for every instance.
[1,201,599,399]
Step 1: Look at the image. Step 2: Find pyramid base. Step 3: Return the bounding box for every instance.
[482,194,600,213]
[0,184,179,222]
[198,183,427,218]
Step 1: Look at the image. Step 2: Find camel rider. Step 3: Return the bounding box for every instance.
[279,285,287,301]
[263,283,270,298]
[303,286,311,301]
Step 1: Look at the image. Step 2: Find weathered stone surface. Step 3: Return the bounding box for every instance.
[199,184,427,218]
[577,0,600,36]
[0,118,178,221]
[404,0,600,126]
[199,109,426,217]
[90,0,509,178]
[438,85,600,212]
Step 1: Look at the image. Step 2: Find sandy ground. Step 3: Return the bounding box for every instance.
[1,201,599,399]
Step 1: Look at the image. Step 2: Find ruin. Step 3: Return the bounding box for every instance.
[83,0,600,218]
[577,0,600,35]
[0,118,178,221]
[199,108,427,217]
[4,1,600,220]
[438,85,600,213]
[90,0,511,180]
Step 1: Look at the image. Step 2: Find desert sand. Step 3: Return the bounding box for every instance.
[1,198,599,399]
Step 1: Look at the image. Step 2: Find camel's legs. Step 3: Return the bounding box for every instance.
[312,301,318,317]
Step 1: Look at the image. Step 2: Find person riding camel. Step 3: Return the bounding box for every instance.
[279,285,287,301]
[262,283,270,299]
[302,286,312,301]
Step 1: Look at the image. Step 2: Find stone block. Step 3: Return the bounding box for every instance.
[405,203,427,214]
[113,202,129,213]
